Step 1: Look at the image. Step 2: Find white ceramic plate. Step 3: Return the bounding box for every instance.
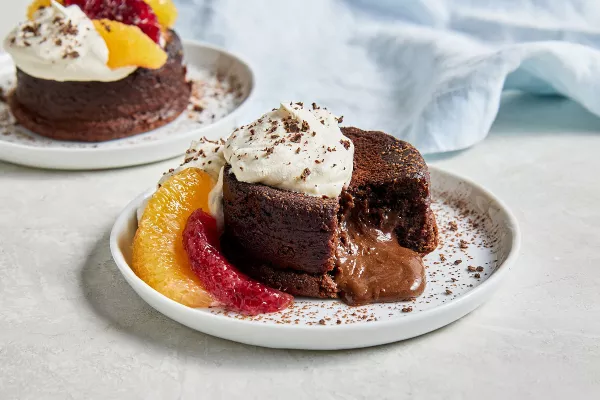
[0,41,255,170]
[110,166,520,350]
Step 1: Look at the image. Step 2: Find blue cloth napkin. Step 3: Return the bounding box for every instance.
[175,0,600,153]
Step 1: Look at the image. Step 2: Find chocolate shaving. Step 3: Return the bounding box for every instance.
[300,168,311,181]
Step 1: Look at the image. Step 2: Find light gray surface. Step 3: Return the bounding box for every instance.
[1,94,599,399]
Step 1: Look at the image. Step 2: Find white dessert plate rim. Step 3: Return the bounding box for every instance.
[0,39,256,169]
[109,166,521,348]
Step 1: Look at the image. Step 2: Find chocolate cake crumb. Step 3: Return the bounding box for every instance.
[445,289,453,295]
[449,221,458,231]
[318,319,326,325]
[340,139,351,150]
[459,240,469,249]
[474,273,481,279]
[300,168,311,181]
[336,116,344,124]
[402,306,413,313]
[476,266,484,272]
[290,133,302,143]
[295,147,301,154]
[60,21,79,36]
[62,50,80,59]
[439,254,446,262]
[467,266,476,272]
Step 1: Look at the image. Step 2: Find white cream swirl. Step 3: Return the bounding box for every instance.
[159,138,226,185]
[147,103,354,226]
[224,102,354,198]
[3,2,136,82]
[157,137,227,222]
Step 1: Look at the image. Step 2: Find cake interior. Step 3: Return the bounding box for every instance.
[221,127,438,305]
[334,191,426,305]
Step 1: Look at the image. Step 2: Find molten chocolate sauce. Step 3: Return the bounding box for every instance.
[334,199,426,306]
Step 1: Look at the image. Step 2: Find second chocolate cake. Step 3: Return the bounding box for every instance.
[222,127,438,305]
[9,31,190,142]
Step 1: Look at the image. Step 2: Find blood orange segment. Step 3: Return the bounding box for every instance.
[65,0,162,43]
[183,209,294,315]
[132,168,215,308]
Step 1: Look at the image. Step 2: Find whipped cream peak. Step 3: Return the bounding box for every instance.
[151,103,354,226]
[4,2,136,82]
[223,102,354,198]
[157,136,227,225]
[159,137,227,185]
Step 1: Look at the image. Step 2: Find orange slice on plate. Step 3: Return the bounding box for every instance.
[132,168,215,308]
[27,0,64,20]
[93,19,167,70]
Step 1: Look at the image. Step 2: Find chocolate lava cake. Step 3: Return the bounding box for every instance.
[8,31,191,142]
[222,127,439,305]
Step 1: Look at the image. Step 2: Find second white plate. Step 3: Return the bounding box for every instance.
[0,40,255,170]
[110,167,521,350]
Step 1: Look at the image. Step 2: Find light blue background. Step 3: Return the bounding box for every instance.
[174,0,600,153]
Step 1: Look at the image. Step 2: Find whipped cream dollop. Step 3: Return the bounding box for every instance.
[225,102,354,198]
[151,103,354,224]
[3,2,136,82]
[159,138,227,185]
[157,138,227,223]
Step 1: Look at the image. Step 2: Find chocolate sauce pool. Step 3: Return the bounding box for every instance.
[335,198,426,306]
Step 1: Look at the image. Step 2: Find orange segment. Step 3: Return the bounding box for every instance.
[27,0,64,20]
[93,19,167,70]
[132,168,216,308]
[144,0,178,28]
